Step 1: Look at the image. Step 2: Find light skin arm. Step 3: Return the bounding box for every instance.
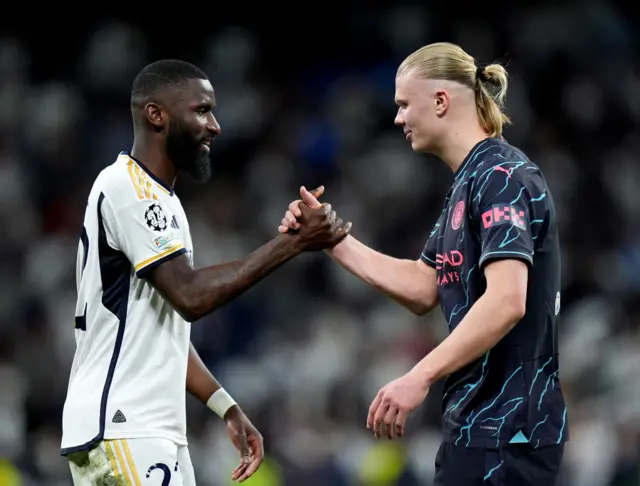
[278,186,439,315]
[186,342,264,482]
[328,236,439,315]
[412,258,528,384]
[368,258,529,438]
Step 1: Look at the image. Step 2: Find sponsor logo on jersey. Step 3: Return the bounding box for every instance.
[153,231,178,249]
[436,250,465,287]
[481,204,526,230]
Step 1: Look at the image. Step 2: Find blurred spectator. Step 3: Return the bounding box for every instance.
[1,3,639,485]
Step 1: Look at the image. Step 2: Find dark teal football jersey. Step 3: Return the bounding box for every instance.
[421,137,568,449]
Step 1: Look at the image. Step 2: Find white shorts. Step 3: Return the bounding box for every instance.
[68,438,196,486]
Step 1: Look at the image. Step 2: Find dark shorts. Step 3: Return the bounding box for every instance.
[433,441,564,486]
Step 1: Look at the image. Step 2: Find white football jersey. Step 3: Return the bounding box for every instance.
[61,152,194,455]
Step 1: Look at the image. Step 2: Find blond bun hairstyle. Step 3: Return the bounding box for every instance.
[397,42,511,137]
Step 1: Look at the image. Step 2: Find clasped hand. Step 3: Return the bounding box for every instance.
[281,185,351,251]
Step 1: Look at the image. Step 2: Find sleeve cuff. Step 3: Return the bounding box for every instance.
[479,250,534,268]
[135,245,187,278]
[420,252,437,268]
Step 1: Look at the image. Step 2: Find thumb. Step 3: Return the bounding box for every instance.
[300,186,322,208]
[310,185,325,199]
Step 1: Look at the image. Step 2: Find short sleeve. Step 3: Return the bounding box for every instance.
[420,220,441,268]
[471,165,542,269]
[105,197,187,278]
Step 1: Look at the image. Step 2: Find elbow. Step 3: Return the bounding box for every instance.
[174,300,200,323]
[410,302,431,316]
[172,290,205,323]
[510,303,526,325]
[512,299,526,322]
[507,290,527,323]
[409,293,439,316]
[411,306,430,317]
[178,307,200,323]
[496,290,526,328]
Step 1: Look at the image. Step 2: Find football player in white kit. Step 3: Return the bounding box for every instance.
[61,59,351,485]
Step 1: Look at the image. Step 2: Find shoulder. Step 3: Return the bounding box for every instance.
[470,140,544,194]
[95,153,160,210]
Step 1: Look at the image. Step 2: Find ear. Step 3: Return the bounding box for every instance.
[144,102,166,130]
[434,89,450,118]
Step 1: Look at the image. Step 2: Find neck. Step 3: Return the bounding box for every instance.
[130,135,177,189]
[434,123,489,173]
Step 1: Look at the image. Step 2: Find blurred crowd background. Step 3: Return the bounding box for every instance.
[1,2,639,485]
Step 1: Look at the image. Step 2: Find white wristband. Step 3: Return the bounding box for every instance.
[206,388,237,419]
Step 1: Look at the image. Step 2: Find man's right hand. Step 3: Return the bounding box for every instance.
[279,186,324,234]
[288,186,351,251]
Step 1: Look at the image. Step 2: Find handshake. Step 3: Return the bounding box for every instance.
[277,185,351,251]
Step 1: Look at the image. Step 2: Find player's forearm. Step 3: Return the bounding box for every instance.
[412,290,525,386]
[182,235,301,321]
[186,342,222,403]
[327,236,437,315]
[186,342,242,420]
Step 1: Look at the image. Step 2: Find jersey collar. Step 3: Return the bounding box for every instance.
[454,137,500,181]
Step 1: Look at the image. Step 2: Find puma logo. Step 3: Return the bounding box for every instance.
[493,166,512,178]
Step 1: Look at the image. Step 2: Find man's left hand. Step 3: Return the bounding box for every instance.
[367,371,430,439]
[225,407,264,482]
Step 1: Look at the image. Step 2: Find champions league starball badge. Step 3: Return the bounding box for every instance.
[144,203,168,232]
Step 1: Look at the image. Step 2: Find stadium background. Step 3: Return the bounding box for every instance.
[1,2,639,485]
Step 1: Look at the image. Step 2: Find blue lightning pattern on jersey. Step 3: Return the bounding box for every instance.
[498,226,520,248]
[529,414,549,448]
[443,352,490,419]
[538,370,559,411]
[484,461,505,481]
[455,365,523,446]
[557,407,568,443]
[529,357,553,395]
[480,396,525,447]
[510,186,526,205]
[473,160,529,203]
[474,161,551,257]
[448,265,477,322]
[423,137,567,449]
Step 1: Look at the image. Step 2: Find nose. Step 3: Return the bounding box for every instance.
[394,111,404,127]
[207,114,221,136]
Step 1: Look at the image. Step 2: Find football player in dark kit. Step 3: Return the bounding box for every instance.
[279,42,568,485]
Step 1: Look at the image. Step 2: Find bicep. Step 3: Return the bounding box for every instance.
[483,259,528,317]
[145,253,196,313]
[415,258,439,311]
[416,258,437,282]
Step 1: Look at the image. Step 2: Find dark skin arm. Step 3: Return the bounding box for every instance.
[148,201,350,322]
[187,343,263,482]
[186,341,224,403]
